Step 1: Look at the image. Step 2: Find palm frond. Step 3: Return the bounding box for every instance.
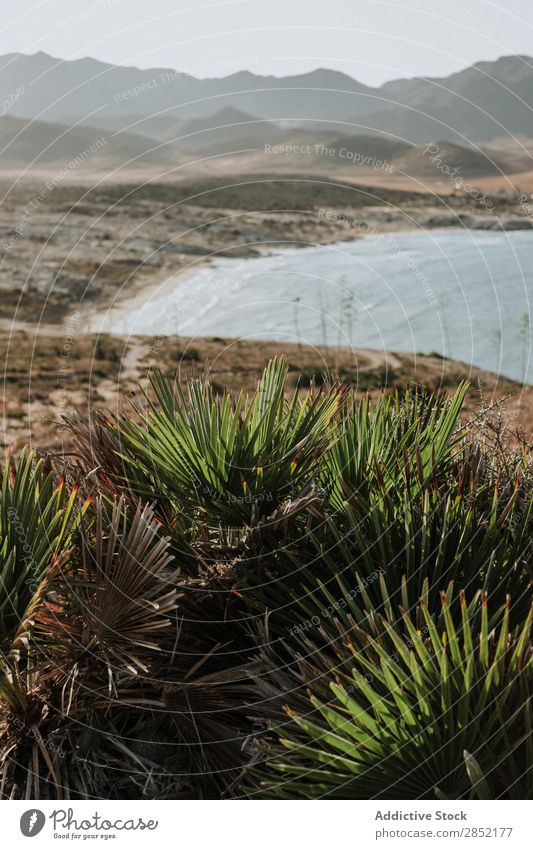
[250,592,532,799]
[68,357,342,528]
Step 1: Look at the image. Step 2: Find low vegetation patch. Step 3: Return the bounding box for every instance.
[0,358,531,799]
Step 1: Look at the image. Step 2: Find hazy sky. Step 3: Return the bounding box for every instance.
[3,0,533,85]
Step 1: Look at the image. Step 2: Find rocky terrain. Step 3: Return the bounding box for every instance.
[2,328,532,454]
[1,176,531,327]
[1,175,532,453]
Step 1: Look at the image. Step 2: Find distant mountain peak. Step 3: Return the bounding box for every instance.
[181,107,263,133]
[2,51,533,145]
[205,106,259,122]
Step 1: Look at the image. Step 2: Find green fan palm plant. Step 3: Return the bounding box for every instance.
[321,383,469,513]
[0,450,84,698]
[2,362,531,801]
[68,357,342,530]
[0,450,86,797]
[237,381,532,636]
[240,472,532,640]
[0,450,81,653]
[250,591,532,799]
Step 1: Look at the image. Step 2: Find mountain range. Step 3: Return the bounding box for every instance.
[1,51,533,146]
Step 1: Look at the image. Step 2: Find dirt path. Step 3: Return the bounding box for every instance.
[120,338,149,383]
[88,338,151,414]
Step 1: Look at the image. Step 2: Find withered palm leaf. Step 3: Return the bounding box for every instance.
[78,497,181,675]
[162,666,255,796]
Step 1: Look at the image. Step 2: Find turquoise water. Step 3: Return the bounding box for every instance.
[113,229,533,382]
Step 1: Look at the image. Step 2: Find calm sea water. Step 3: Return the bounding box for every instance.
[112,230,533,382]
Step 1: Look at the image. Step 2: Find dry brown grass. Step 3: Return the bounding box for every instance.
[1,330,531,453]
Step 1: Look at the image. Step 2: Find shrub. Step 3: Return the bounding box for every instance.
[178,346,200,361]
[239,382,532,634]
[0,493,254,799]
[67,357,342,528]
[296,364,395,389]
[0,361,531,800]
[250,591,532,799]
